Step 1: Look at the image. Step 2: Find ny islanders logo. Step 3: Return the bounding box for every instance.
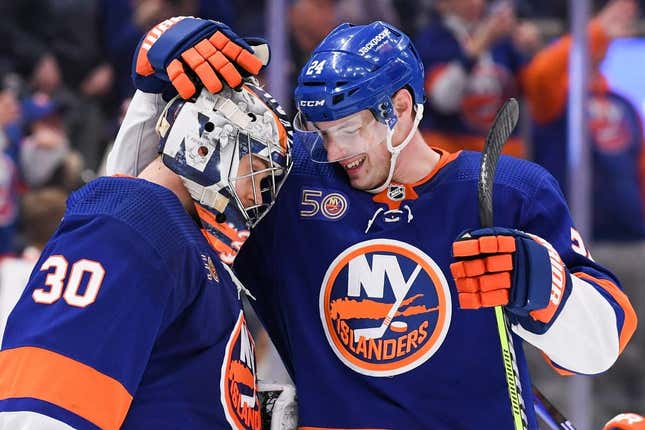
[320,239,452,377]
[221,311,261,429]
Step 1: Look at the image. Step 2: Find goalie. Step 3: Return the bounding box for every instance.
[0,20,294,429]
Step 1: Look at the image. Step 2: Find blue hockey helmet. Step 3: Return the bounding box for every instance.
[294,21,425,127]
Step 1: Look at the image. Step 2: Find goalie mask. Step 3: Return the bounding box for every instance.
[157,84,292,263]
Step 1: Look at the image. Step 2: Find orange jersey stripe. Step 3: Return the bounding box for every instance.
[201,228,236,256]
[411,147,461,187]
[573,272,638,354]
[0,346,132,430]
[196,205,241,242]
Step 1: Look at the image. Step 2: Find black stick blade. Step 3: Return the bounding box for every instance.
[478,98,520,227]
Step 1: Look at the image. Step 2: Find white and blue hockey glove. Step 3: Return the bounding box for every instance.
[133,16,270,99]
[450,227,572,330]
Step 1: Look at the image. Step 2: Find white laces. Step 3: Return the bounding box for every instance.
[365,204,414,233]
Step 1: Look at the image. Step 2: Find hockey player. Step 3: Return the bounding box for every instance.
[0,24,293,428]
[110,18,637,430]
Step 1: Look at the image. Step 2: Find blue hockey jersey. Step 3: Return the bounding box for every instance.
[0,177,260,430]
[235,146,636,430]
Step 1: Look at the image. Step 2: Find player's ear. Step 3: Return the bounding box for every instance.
[392,88,413,119]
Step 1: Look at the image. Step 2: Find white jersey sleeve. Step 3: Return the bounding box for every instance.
[513,275,620,374]
[0,411,75,430]
[105,90,166,176]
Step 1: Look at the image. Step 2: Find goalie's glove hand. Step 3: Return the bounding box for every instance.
[603,413,645,430]
[133,16,270,99]
[450,227,571,327]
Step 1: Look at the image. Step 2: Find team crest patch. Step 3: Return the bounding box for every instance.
[300,187,348,221]
[319,239,452,377]
[221,311,261,429]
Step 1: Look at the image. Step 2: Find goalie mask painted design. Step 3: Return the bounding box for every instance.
[157,84,292,263]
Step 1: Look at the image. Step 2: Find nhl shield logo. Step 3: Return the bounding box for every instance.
[319,239,452,377]
[387,184,406,201]
[221,311,261,429]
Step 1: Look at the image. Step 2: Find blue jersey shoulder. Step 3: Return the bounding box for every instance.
[444,150,564,199]
[66,176,205,263]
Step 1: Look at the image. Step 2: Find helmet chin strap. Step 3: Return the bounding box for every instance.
[367,103,424,194]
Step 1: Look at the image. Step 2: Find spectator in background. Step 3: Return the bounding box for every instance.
[521,0,645,424]
[0,82,21,256]
[287,0,400,113]
[523,0,643,241]
[0,0,114,175]
[415,0,541,157]
[0,0,112,100]
[0,1,60,95]
[391,0,435,37]
[19,94,83,192]
[97,0,238,170]
[287,0,341,113]
[0,187,67,348]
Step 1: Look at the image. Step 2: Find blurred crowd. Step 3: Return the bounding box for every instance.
[1,0,644,427]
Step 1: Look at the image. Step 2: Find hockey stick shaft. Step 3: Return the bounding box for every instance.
[479,98,575,430]
[478,98,525,430]
[533,387,577,430]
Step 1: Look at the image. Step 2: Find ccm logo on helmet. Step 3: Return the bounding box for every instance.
[299,100,325,107]
[358,29,391,56]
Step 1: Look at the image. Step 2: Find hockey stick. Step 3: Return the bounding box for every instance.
[479,99,576,430]
[533,387,577,430]
[354,264,422,340]
[478,97,527,430]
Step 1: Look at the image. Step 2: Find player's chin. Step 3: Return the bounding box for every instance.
[349,177,380,191]
[348,176,372,190]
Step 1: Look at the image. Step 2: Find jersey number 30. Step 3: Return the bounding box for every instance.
[33,255,105,308]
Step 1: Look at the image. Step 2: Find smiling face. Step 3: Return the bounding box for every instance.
[312,110,391,190]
